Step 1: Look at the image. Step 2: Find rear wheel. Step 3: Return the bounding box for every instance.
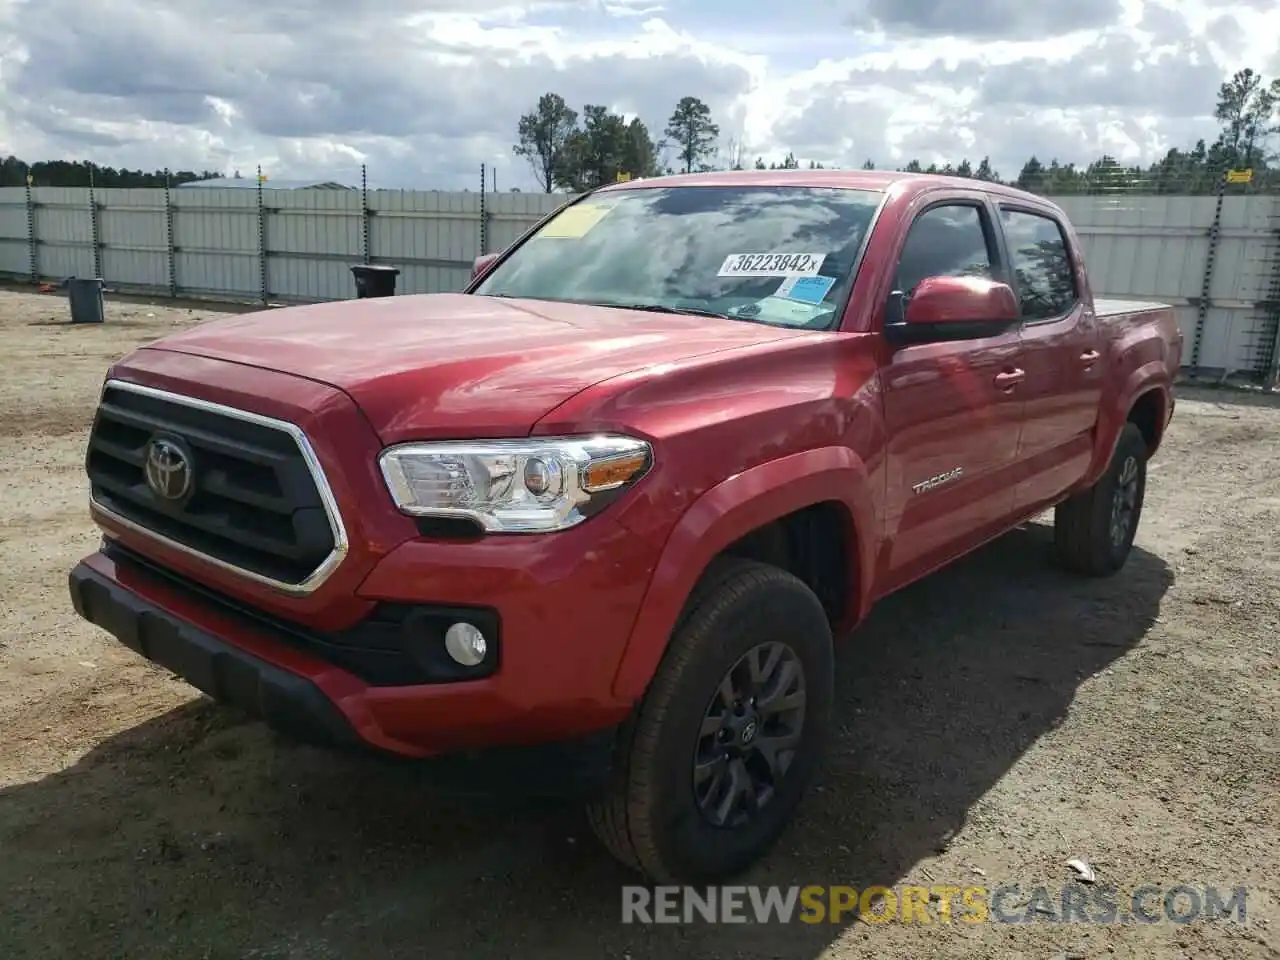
[586,558,834,883]
[1053,422,1148,576]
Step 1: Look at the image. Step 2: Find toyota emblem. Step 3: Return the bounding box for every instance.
[143,437,194,501]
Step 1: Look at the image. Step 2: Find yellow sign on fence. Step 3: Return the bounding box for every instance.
[616,171,632,182]
[1226,169,1253,183]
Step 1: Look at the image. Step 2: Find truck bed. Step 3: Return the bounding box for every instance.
[1095,297,1174,318]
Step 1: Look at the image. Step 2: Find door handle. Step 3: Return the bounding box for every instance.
[1080,349,1100,364]
[994,368,1026,389]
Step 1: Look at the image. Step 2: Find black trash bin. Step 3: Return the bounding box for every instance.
[350,264,400,299]
[67,277,106,324]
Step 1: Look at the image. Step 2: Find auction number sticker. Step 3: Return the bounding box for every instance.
[717,253,826,277]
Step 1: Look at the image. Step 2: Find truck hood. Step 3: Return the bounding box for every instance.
[146,293,805,442]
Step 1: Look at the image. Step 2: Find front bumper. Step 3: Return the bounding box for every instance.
[69,549,629,790]
[70,557,363,750]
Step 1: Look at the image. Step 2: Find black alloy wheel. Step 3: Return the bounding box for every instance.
[693,641,806,829]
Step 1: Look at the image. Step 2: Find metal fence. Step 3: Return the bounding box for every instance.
[1053,193,1280,384]
[1,179,1278,384]
[0,181,556,304]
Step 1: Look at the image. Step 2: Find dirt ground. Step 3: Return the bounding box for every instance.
[0,287,1276,960]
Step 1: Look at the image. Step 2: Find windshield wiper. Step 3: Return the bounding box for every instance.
[584,301,730,320]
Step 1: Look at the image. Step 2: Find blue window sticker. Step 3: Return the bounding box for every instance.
[733,296,830,327]
[775,274,836,304]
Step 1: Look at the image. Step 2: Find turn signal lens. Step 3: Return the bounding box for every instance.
[583,451,650,492]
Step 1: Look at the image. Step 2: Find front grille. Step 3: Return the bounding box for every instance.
[86,382,339,588]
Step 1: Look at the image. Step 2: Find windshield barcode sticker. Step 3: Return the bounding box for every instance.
[775,275,836,303]
[718,253,826,278]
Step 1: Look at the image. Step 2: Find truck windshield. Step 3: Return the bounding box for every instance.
[472,185,884,330]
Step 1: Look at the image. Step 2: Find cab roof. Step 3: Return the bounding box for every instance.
[595,167,1051,207]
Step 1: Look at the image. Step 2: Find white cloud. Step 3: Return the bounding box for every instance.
[0,0,1276,189]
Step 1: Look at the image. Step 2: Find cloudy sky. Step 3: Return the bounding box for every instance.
[0,0,1276,191]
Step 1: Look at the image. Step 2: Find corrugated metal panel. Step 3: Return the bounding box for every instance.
[97,189,169,289]
[1212,199,1256,302]
[0,189,29,275]
[31,187,95,280]
[367,190,484,296]
[0,185,1275,375]
[1192,305,1256,372]
[1058,196,1211,301]
[268,189,362,301]
[172,188,260,298]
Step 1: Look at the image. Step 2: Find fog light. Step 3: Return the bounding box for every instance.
[444,622,488,666]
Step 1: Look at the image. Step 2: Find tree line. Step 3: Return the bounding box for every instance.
[0,156,223,188]
[515,67,1280,195]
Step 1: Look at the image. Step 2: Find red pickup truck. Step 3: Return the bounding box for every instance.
[69,170,1181,883]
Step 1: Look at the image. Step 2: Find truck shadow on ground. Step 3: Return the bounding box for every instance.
[0,520,1172,960]
[1174,381,1280,411]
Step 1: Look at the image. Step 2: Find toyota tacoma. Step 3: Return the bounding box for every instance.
[69,170,1182,883]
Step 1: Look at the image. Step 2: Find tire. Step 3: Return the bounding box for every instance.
[586,557,835,883]
[1053,421,1148,577]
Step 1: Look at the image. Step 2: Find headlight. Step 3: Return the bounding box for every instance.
[378,435,653,533]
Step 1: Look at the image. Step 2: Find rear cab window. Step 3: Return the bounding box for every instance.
[999,208,1078,322]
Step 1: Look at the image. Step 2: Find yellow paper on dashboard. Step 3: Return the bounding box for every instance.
[538,203,613,239]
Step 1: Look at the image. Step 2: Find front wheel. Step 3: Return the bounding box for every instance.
[1053,421,1148,577]
[586,558,834,883]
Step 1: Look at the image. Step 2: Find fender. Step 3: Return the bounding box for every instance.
[611,446,879,702]
[1084,359,1170,487]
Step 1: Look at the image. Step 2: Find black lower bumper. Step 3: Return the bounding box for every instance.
[68,559,622,795]
[69,561,364,751]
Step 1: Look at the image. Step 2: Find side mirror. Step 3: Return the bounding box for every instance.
[471,252,499,281]
[885,275,1020,344]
